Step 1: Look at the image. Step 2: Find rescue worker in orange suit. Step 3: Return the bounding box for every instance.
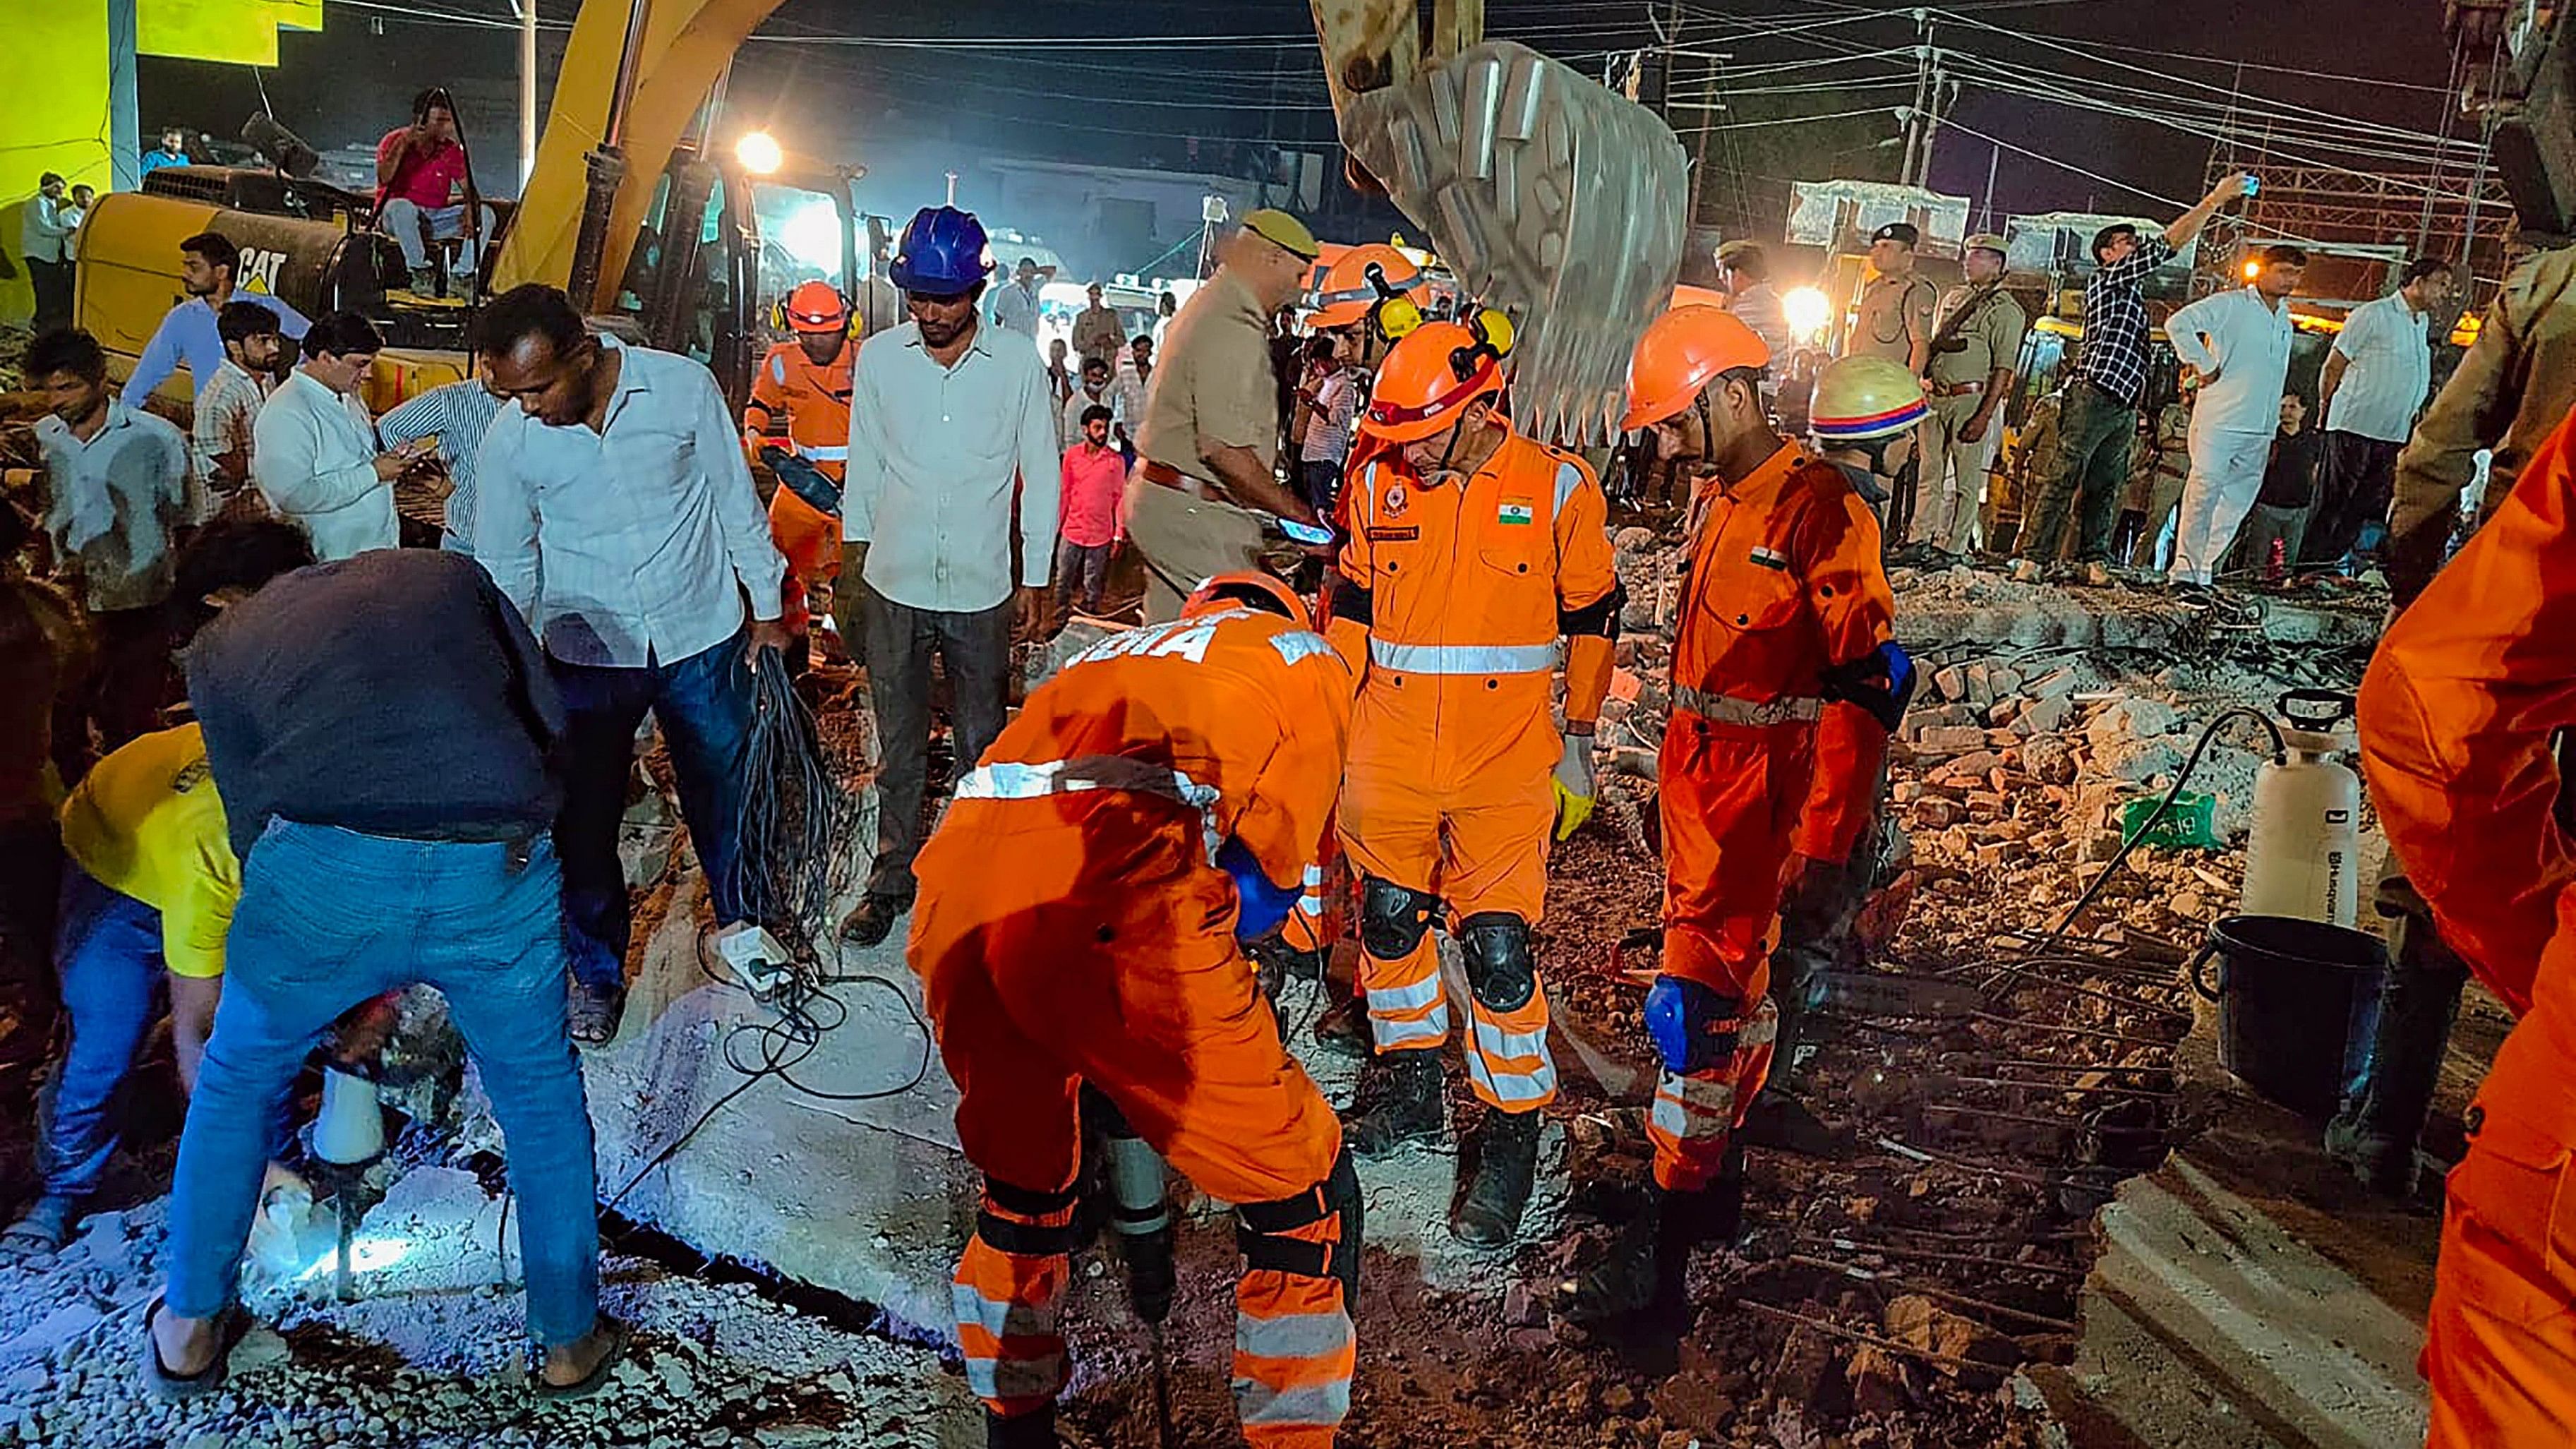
[1325,315,1622,1246]
[1563,313,1905,1328]
[740,280,854,663]
[2357,404,2576,1449]
[1774,356,1926,1071]
[1294,243,1435,1054]
[909,572,1362,1449]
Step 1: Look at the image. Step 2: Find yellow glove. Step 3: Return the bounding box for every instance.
[1552,733,1597,841]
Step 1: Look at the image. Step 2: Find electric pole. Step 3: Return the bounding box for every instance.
[1898,10,1932,186]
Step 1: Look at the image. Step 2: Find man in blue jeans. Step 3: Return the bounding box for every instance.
[147,546,622,1398]
[473,284,791,1040]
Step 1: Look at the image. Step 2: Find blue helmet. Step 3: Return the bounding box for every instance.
[889,206,994,296]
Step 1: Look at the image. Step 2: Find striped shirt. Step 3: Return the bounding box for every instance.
[377,380,505,551]
[191,359,271,517]
[2077,236,2175,407]
[1300,368,1361,464]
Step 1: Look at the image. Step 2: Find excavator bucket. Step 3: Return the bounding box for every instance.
[1335,40,1687,446]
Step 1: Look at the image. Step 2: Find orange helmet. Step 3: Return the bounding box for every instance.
[1183,570,1311,630]
[1358,319,1505,443]
[1623,305,1771,430]
[783,280,850,334]
[1307,243,1426,332]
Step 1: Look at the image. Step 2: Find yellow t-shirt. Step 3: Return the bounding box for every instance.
[56,723,239,980]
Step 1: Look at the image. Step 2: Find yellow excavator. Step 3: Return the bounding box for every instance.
[75,0,1686,443]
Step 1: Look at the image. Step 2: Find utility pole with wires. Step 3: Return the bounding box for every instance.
[1898,10,1934,186]
[517,0,538,190]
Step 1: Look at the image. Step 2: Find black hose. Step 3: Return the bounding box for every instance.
[2035,706,2288,951]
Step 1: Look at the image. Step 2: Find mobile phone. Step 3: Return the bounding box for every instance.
[2243,175,2261,198]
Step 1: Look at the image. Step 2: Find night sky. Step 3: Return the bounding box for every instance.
[136,0,2462,250]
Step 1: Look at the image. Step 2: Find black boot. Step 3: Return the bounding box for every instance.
[987,1402,1059,1448]
[1558,1165,1740,1326]
[1342,1050,1445,1159]
[2326,882,2470,1198]
[1451,1107,1543,1245]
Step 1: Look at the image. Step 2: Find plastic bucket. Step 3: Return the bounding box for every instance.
[2189,914,2388,1119]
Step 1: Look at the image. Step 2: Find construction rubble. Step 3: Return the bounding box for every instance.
[0,536,2403,1449]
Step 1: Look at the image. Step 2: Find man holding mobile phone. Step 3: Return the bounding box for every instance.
[251,312,410,560]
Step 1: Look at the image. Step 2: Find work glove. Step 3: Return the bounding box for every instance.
[1218,838,1300,942]
[1552,732,1598,841]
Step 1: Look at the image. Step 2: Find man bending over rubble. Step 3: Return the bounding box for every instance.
[1563,313,1903,1333]
[144,547,622,1401]
[908,572,1361,1448]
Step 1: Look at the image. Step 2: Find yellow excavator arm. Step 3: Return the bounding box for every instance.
[493,0,786,307]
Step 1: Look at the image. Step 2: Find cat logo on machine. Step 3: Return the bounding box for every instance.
[237,246,287,297]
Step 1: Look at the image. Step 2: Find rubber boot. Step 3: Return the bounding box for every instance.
[1451,1107,1543,1245]
[1342,1049,1445,1159]
[986,1403,1059,1448]
[1558,1159,1742,1327]
[2325,882,2469,1198]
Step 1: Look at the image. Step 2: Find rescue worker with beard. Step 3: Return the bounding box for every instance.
[1773,356,1925,1071]
[742,280,855,665]
[1325,315,1621,1245]
[1563,311,1903,1328]
[908,572,1359,1449]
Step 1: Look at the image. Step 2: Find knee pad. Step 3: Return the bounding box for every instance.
[1237,1148,1362,1304]
[1644,975,1745,1076]
[1457,912,1536,1013]
[977,1177,1083,1258]
[1359,876,1438,962]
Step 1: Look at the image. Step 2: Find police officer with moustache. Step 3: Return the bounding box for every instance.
[1913,234,2028,554]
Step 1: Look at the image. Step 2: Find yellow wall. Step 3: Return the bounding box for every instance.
[3,0,116,323]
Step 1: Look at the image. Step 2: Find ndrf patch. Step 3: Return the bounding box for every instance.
[1497,500,1535,526]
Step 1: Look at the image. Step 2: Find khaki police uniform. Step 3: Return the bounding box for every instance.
[1916,274,2028,551]
[1849,272,1937,367]
[1127,267,1281,621]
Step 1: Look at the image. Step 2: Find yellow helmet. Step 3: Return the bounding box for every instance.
[1810,356,1928,444]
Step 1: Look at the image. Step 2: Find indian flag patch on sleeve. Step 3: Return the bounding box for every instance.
[1497,498,1535,526]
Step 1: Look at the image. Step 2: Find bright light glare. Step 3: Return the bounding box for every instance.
[2241,258,2263,280]
[735,131,785,176]
[296,1233,413,1283]
[777,199,845,273]
[1782,285,1834,343]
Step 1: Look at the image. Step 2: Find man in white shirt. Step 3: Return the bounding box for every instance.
[832,205,1059,948]
[20,174,76,332]
[474,284,790,1040]
[2305,257,2454,570]
[1114,333,1153,457]
[27,327,192,759]
[253,312,416,560]
[2163,244,2306,585]
[987,255,1052,344]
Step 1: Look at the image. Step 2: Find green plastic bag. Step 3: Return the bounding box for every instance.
[2119,791,2220,850]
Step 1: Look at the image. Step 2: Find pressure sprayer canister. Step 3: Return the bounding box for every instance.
[2240,690,2361,927]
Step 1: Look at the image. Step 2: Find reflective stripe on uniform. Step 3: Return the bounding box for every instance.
[1671,687,1822,724]
[1466,1043,1558,1105]
[1236,1306,1355,1361]
[1365,975,1443,1015]
[953,1281,1058,1344]
[1649,1070,1737,1141]
[1234,1374,1354,1431]
[963,1351,1069,1403]
[1366,639,1562,675]
[1297,861,1327,918]
[1370,1003,1450,1050]
[957,757,1222,862]
[1553,459,1586,514]
[1471,1015,1549,1066]
[795,443,850,461]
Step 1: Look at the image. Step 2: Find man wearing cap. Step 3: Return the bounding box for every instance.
[1716,241,1793,364]
[743,280,857,663]
[1915,234,2028,553]
[1126,210,1331,621]
[2018,173,2253,563]
[1071,281,1126,370]
[836,207,1061,949]
[1848,224,1937,372]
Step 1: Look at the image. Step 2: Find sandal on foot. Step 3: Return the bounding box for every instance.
[140,1297,249,1401]
[0,1196,78,1263]
[534,1316,632,1402]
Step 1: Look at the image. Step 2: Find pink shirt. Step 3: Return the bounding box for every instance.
[1059,443,1126,548]
[377,126,469,208]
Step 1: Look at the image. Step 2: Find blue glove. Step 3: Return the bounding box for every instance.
[1218,838,1299,941]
